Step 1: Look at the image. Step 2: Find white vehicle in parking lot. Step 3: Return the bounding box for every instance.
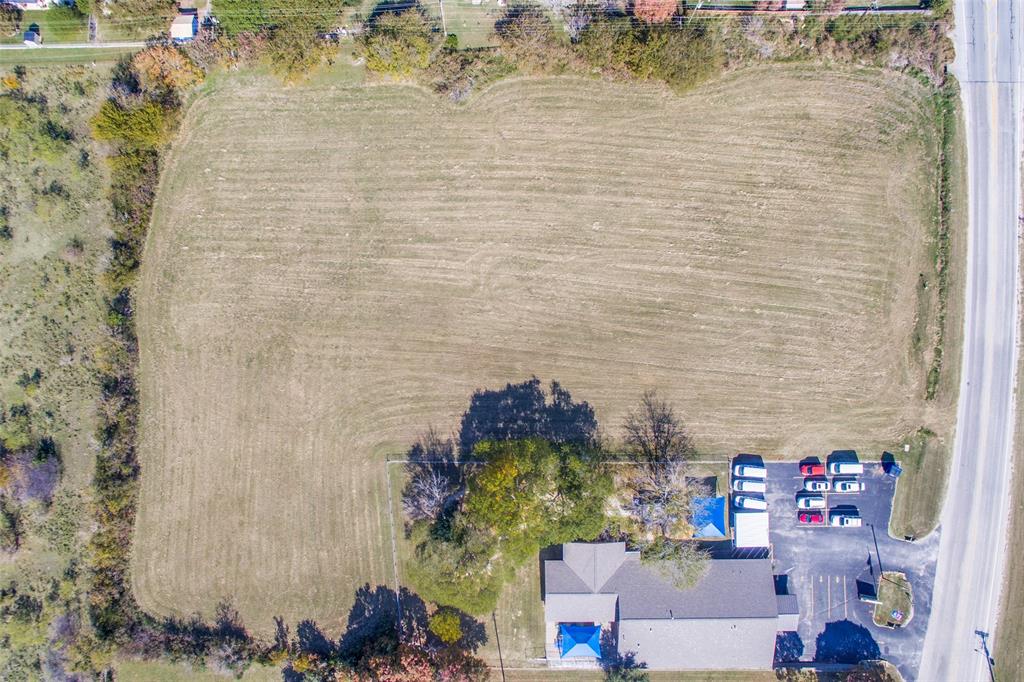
[804,478,830,492]
[732,479,767,493]
[830,514,863,527]
[796,494,826,509]
[833,478,865,493]
[829,462,864,475]
[733,495,768,510]
[733,464,767,479]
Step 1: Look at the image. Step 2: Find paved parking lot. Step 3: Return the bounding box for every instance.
[755,460,940,680]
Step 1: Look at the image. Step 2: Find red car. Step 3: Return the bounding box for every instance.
[800,462,825,476]
[799,511,824,525]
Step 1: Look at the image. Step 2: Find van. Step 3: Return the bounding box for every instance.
[829,462,864,475]
[733,495,768,511]
[830,514,863,528]
[732,479,767,494]
[733,464,767,479]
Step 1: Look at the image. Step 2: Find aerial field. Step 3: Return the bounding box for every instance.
[134,66,952,633]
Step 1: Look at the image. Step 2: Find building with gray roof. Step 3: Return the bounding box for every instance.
[543,542,796,670]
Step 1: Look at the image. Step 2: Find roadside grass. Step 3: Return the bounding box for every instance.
[888,86,966,541]
[888,428,949,539]
[993,172,1024,682]
[0,7,89,44]
[872,571,913,628]
[0,46,138,65]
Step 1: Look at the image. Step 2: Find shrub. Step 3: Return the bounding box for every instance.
[132,45,204,94]
[0,4,21,37]
[428,608,463,644]
[91,100,173,150]
[632,0,676,24]
[359,7,435,77]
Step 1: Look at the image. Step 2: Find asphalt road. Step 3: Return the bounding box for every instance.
[920,2,1023,680]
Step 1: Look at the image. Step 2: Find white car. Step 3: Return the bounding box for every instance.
[803,478,830,492]
[833,478,865,493]
[830,514,863,527]
[733,495,768,510]
[829,461,864,475]
[796,494,825,509]
[733,464,767,479]
[732,479,767,494]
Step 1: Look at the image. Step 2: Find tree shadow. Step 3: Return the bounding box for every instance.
[458,377,597,456]
[337,583,401,662]
[455,610,488,652]
[774,631,804,666]
[814,619,881,664]
[600,624,646,674]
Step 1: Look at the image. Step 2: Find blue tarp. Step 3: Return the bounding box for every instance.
[691,496,727,538]
[558,624,601,658]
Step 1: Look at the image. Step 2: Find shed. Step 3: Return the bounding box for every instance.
[23,26,41,46]
[170,11,198,41]
[734,511,770,548]
[691,496,727,538]
[558,624,601,658]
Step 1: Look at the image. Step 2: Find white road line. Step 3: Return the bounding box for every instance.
[844,578,849,619]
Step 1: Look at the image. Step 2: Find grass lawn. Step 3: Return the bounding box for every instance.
[134,64,952,634]
[0,7,89,44]
[0,46,138,65]
[889,428,950,539]
[873,571,913,628]
[441,0,503,48]
[114,659,281,681]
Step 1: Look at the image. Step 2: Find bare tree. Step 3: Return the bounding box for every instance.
[564,2,593,43]
[622,390,694,463]
[403,427,461,523]
[628,460,710,538]
[640,537,711,590]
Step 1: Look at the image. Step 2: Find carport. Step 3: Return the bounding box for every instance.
[734,511,769,548]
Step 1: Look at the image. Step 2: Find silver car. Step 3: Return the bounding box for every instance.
[833,478,865,493]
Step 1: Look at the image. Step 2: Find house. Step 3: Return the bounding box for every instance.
[3,0,50,10]
[170,10,197,42]
[22,26,41,46]
[690,496,727,539]
[544,542,796,670]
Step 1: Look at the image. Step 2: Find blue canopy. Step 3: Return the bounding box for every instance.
[691,496,727,538]
[559,624,601,658]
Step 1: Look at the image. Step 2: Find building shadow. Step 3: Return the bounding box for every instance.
[814,619,881,664]
[458,378,597,456]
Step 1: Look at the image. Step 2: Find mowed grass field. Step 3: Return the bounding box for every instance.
[134,65,952,634]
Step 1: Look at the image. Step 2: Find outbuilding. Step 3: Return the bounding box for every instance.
[170,10,197,42]
[22,27,41,46]
[734,510,770,548]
